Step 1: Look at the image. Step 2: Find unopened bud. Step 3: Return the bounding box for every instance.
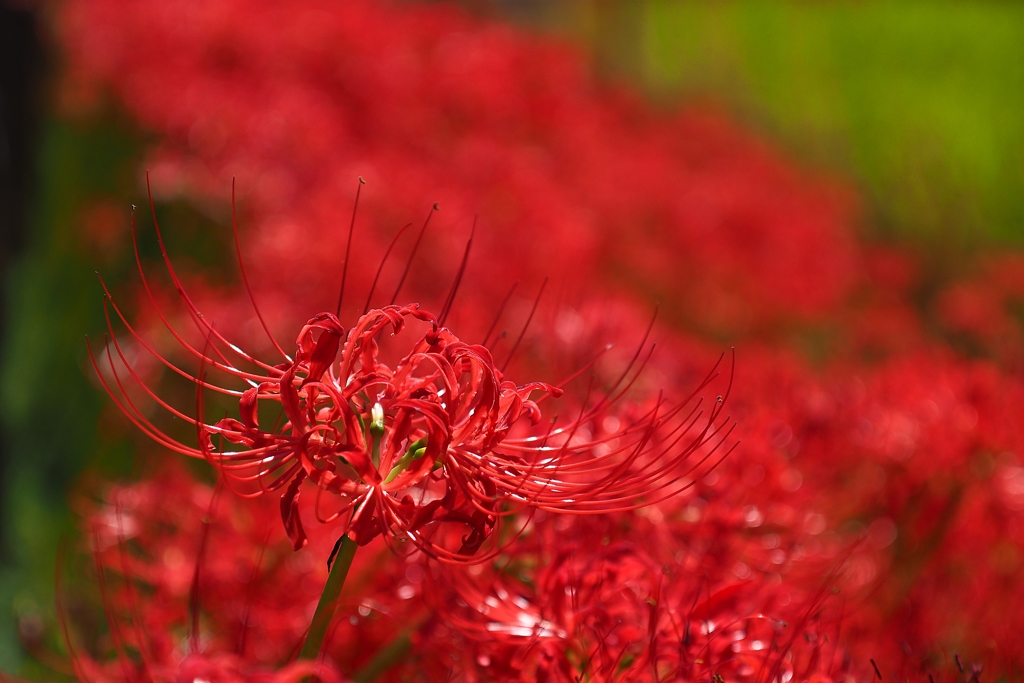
[370,402,385,435]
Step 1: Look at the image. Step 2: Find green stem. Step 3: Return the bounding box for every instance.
[299,535,358,661]
[383,438,427,484]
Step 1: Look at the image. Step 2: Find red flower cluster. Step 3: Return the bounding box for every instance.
[69,468,334,674]
[935,253,1024,369]
[72,652,350,683]
[58,0,859,338]
[43,0,1024,680]
[70,465,851,683]
[716,345,1024,677]
[422,508,849,683]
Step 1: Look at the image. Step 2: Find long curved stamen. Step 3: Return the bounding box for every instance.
[231,176,290,361]
[335,177,364,317]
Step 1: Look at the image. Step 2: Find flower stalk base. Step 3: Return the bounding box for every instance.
[299,535,358,661]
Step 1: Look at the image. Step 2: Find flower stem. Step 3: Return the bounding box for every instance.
[299,535,358,661]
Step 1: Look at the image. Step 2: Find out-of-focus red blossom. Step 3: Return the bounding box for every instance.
[57,0,860,337]
[838,247,927,358]
[68,467,447,680]
[935,253,1024,369]
[723,347,1024,678]
[74,464,854,683]
[78,468,325,666]
[70,651,350,683]
[420,500,853,683]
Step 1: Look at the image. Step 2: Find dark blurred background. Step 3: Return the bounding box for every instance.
[1,2,43,665]
[2,0,1022,673]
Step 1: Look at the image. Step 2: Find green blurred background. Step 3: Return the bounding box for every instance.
[511,0,1024,249]
[2,0,1022,673]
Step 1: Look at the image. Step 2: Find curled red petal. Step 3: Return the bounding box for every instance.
[280,473,308,551]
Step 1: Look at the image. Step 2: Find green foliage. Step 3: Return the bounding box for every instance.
[641,0,1024,246]
[0,115,140,673]
[0,102,242,672]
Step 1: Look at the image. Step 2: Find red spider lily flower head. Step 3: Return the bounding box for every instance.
[66,650,351,683]
[92,184,735,564]
[171,655,350,683]
[430,537,843,683]
[197,302,566,558]
[57,469,365,683]
[63,465,436,677]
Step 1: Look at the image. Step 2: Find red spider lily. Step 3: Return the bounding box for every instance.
[57,0,859,337]
[63,465,434,680]
[60,476,357,683]
[77,469,319,665]
[713,344,1024,678]
[91,192,736,563]
[428,533,847,683]
[65,649,352,683]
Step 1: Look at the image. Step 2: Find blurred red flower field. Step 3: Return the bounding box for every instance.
[6,0,1024,681]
